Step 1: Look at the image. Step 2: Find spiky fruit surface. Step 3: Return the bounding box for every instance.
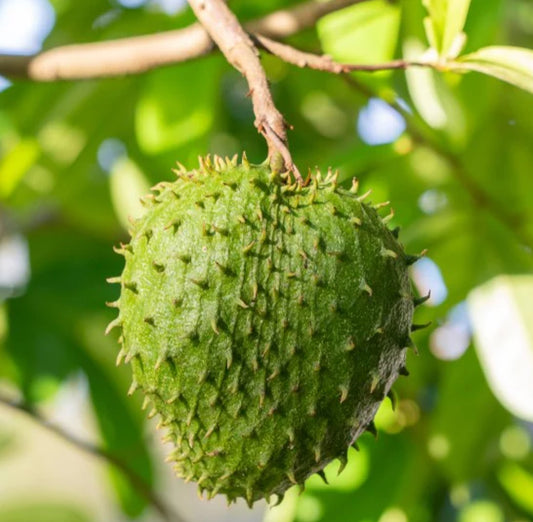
[108,156,418,506]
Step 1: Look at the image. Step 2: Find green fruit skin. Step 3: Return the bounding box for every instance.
[110,159,414,506]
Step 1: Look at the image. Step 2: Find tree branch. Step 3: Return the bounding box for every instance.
[0,392,181,522]
[0,0,365,82]
[0,25,212,81]
[187,0,302,180]
[254,34,432,73]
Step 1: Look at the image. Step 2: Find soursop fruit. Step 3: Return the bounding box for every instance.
[107,155,423,506]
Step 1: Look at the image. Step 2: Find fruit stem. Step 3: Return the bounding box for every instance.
[187,0,303,184]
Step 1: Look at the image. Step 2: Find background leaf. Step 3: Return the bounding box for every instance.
[0,502,90,522]
[452,46,533,93]
[135,58,222,155]
[109,157,150,230]
[423,0,472,57]
[468,275,533,422]
[317,0,400,64]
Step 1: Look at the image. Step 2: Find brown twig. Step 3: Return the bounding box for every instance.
[0,25,212,81]
[0,393,181,522]
[0,0,365,82]
[254,35,432,73]
[187,0,302,180]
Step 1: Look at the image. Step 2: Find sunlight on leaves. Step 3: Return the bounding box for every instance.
[452,46,533,93]
[264,487,299,522]
[497,463,533,515]
[0,502,90,522]
[0,138,40,198]
[406,67,447,129]
[135,61,219,154]
[306,446,369,492]
[423,0,471,58]
[38,122,86,165]
[468,275,533,422]
[499,425,531,461]
[317,0,400,64]
[295,496,323,522]
[458,500,504,522]
[379,507,408,522]
[264,446,369,522]
[404,37,467,141]
[109,157,150,230]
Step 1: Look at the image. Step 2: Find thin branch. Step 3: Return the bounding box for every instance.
[0,393,181,522]
[0,0,365,81]
[254,34,432,73]
[187,0,302,180]
[0,25,212,81]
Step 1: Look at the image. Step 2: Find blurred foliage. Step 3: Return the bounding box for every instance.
[0,502,90,522]
[0,0,532,521]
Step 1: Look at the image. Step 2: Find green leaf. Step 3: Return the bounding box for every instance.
[0,138,40,199]
[452,46,533,93]
[317,0,400,64]
[423,0,471,58]
[498,463,533,515]
[429,348,509,481]
[5,225,153,516]
[458,500,505,522]
[404,38,467,140]
[135,59,220,154]
[4,227,153,520]
[276,434,428,522]
[0,502,90,522]
[109,157,150,230]
[468,275,533,422]
[80,332,154,518]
